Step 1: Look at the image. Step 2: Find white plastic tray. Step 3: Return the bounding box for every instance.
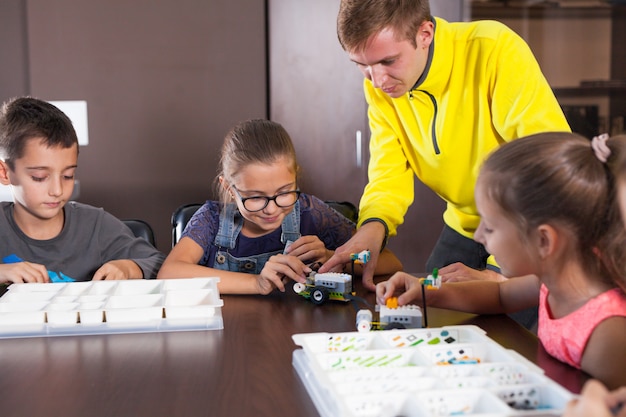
[292,325,575,417]
[0,278,223,338]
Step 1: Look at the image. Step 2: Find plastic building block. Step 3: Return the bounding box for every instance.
[350,250,371,264]
[356,304,423,332]
[386,297,399,309]
[419,268,442,289]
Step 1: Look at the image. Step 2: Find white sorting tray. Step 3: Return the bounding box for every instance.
[0,278,223,338]
[292,325,575,417]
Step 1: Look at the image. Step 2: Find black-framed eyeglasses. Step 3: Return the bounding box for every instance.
[232,186,301,212]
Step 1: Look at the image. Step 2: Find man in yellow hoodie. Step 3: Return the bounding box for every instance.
[320,0,571,297]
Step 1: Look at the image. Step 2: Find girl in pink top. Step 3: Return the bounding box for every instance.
[377,132,626,389]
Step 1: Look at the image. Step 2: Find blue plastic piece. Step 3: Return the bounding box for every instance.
[2,254,75,283]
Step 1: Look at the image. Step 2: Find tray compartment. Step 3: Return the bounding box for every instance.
[46,302,80,325]
[410,388,511,416]
[493,383,572,411]
[163,289,222,320]
[104,294,164,323]
[112,280,162,296]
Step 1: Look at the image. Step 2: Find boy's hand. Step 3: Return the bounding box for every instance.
[256,254,309,295]
[0,262,49,283]
[92,260,142,280]
[284,235,332,264]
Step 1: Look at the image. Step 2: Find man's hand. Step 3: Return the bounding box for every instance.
[319,222,385,291]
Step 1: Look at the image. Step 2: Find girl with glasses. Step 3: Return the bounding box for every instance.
[158,119,401,294]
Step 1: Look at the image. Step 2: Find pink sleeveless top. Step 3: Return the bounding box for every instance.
[538,284,626,368]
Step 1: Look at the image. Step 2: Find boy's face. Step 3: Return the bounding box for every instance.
[348,23,433,99]
[0,137,78,222]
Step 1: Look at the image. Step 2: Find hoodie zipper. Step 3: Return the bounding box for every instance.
[410,89,440,155]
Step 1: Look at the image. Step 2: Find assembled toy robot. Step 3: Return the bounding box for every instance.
[292,250,370,305]
[356,269,442,332]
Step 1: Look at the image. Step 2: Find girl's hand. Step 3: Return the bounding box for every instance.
[437,262,505,283]
[256,254,309,295]
[376,271,424,306]
[284,235,332,264]
[0,262,49,284]
[607,385,626,417]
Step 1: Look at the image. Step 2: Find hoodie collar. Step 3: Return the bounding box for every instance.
[409,17,453,97]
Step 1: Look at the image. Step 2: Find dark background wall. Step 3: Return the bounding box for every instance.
[1,0,463,272]
[1,0,267,253]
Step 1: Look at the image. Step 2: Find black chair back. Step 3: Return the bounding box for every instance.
[325,201,358,223]
[171,203,202,247]
[122,219,156,246]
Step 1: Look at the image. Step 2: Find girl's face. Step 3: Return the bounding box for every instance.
[473,177,537,278]
[228,157,297,237]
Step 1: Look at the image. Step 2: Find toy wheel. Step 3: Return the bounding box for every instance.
[310,287,329,305]
[357,320,372,332]
[293,282,306,294]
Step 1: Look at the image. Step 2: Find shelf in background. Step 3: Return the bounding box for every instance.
[472,1,614,19]
[554,84,626,97]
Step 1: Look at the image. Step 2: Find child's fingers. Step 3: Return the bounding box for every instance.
[261,256,309,292]
[288,236,326,260]
[1,262,49,283]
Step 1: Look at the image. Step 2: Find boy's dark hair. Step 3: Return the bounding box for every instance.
[0,97,79,170]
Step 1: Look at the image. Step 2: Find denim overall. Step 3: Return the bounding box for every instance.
[212,201,301,274]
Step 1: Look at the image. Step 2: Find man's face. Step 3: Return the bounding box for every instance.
[348,24,432,99]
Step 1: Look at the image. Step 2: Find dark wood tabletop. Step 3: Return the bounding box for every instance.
[0,279,588,417]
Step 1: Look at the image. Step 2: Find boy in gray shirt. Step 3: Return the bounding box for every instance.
[0,97,164,283]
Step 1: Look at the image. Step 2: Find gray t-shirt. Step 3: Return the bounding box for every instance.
[0,201,165,281]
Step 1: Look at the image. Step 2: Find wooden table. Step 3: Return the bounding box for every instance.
[0,280,588,417]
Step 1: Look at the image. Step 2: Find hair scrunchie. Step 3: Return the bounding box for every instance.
[591,133,611,163]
